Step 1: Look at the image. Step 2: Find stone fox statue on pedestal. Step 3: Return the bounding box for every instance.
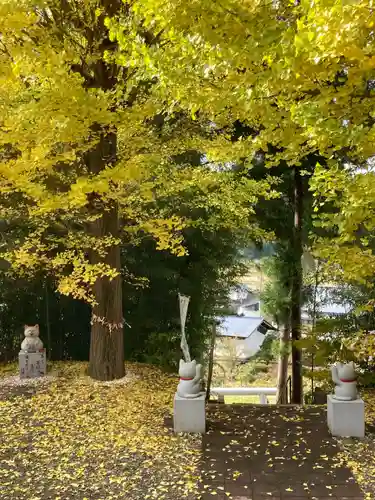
[21,325,44,352]
[331,362,358,401]
[177,359,205,399]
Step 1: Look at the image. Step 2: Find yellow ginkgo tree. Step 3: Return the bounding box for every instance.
[0,0,272,379]
[115,0,375,277]
[105,0,375,397]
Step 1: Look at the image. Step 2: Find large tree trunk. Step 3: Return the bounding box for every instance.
[45,0,126,379]
[291,167,303,404]
[88,205,124,380]
[277,322,290,404]
[86,130,125,381]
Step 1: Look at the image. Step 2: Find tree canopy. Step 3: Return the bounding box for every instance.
[111,0,375,280]
[0,0,274,378]
[2,0,375,379]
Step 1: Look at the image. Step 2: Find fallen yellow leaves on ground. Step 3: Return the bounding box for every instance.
[0,362,201,500]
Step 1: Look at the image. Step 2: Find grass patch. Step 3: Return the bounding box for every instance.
[223,395,277,405]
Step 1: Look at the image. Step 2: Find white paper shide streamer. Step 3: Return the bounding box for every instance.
[178,294,191,362]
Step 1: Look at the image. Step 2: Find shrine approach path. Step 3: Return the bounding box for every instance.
[196,404,364,500]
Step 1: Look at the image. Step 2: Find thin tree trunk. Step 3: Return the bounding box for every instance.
[206,323,217,402]
[311,262,319,396]
[277,322,290,404]
[45,281,52,360]
[291,167,303,404]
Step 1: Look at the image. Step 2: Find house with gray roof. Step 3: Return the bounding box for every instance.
[214,315,276,362]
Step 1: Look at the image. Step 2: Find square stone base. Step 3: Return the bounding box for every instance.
[19,350,46,379]
[327,394,365,438]
[173,393,206,434]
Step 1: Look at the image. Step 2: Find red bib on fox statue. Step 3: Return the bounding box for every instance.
[177,359,205,399]
[331,362,358,401]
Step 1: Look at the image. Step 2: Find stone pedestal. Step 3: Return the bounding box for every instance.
[327,394,365,438]
[19,349,46,379]
[173,393,206,433]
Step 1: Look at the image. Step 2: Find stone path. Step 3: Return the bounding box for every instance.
[198,404,364,500]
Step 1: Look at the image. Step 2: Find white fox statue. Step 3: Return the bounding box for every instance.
[21,325,44,352]
[331,362,358,401]
[177,359,205,399]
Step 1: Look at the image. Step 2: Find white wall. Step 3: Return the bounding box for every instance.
[215,330,266,361]
[242,330,265,357]
[237,305,261,317]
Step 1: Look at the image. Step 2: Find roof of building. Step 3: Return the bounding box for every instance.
[216,315,276,339]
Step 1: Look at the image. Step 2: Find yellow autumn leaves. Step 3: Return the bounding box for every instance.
[0,362,202,500]
[0,0,275,304]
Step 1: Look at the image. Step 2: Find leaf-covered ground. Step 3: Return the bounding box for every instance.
[1,361,374,499]
[0,362,201,500]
